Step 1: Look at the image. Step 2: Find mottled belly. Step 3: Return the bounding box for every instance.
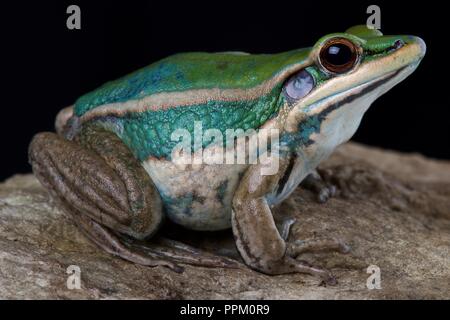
[142,159,247,231]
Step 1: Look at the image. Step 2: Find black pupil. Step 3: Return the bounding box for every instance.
[323,43,353,66]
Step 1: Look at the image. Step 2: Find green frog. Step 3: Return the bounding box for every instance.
[29,25,426,284]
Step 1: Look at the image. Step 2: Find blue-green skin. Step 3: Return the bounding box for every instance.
[75,52,298,160]
[69,26,420,230]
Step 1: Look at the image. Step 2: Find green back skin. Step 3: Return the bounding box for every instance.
[74,26,409,161]
[74,49,309,116]
[116,93,283,159]
[75,50,310,160]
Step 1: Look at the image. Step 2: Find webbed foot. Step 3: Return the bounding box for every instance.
[287,237,351,256]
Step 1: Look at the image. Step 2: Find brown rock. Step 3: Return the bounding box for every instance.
[0,142,449,299]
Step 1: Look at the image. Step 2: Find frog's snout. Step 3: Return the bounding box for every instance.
[409,36,427,60]
[416,37,427,58]
[394,35,426,69]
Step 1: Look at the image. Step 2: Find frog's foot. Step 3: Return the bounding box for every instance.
[277,217,297,241]
[75,212,240,271]
[74,211,184,272]
[276,219,349,284]
[286,237,351,257]
[264,257,338,286]
[286,237,350,285]
[276,216,350,254]
[233,204,338,285]
[301,170,337,203]
[132,237,243,269]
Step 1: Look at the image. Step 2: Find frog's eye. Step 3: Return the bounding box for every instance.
[318,38,359,74]
[283,69,315,101]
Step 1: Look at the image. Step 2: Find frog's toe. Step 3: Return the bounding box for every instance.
[143,237,244,269]
[301,170,337,203]
[74,211,184,272]
[277,217,297,241]
[289,259,337,285]
[265,257,338,286]
[286,237,351,257]
[317,184,337,203]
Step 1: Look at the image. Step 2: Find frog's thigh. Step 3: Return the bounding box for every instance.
[29,126,163,240]
[29,129,189,270]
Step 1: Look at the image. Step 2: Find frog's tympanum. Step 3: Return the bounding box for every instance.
[29,26,426,284]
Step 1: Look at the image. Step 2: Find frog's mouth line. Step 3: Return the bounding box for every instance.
[320,66,406,114]
[299,65,405,120]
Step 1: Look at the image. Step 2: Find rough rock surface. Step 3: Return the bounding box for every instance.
[0,142,449,299]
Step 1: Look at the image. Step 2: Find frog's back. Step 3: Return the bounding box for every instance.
[74,49,309,117]
[71,49,310,162]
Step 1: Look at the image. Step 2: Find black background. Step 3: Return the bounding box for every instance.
[1,0,448,181]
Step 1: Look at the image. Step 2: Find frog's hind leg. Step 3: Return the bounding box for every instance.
[131,237,242,269]
[287,238,350,257]
[74,211,240,271]
[29,126,238,272]
[61,203,240,271]
[73,208,183,272]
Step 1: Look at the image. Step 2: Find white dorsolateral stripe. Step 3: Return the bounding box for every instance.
[78,61,310,123]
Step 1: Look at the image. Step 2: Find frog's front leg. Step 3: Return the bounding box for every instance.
[29,124,238,272]
[232,158,346,284]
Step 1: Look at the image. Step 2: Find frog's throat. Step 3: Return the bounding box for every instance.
[77,60,311,123]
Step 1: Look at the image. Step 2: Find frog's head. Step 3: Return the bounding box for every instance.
[281,25,426,155]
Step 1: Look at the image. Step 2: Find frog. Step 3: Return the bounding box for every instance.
[29,25,426,284]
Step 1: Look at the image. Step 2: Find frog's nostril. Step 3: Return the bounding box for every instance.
[386,39,405,54]
[394,40,404,50]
